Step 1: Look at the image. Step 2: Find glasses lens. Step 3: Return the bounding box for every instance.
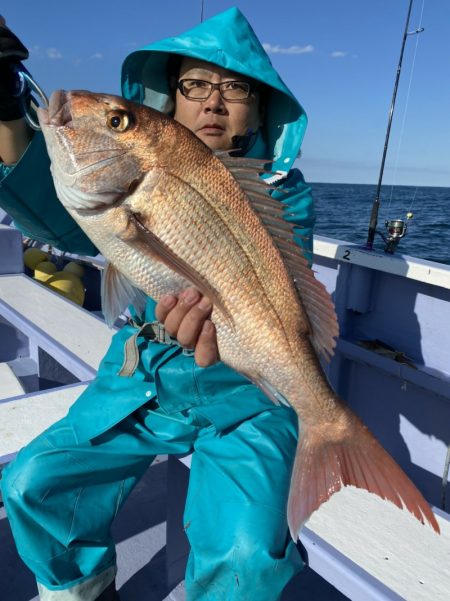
[221,81,251,100]
[181,79,211,99]
[179,79,251,100]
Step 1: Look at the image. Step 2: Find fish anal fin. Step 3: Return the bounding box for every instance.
[101,262,147,327]
[127,212,234,328]
[288,408,440,541]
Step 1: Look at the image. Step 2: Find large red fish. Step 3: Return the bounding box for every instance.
[38,90,440,538]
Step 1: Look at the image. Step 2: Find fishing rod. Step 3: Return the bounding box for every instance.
[365,0,424,252]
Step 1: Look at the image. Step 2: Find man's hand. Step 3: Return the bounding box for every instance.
[155,288,218,367]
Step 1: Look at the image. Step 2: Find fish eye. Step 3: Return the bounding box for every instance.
[107,110,132,132]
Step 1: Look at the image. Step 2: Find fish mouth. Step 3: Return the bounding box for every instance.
[37,90,74,129]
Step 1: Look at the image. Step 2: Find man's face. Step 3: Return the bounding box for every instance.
[173,58,262,151]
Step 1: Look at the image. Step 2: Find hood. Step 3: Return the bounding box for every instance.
[121,6,307,175]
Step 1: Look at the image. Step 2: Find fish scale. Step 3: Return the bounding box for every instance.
[38,89,440,541]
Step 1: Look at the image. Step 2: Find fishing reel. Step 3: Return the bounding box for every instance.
[382,212,413,254]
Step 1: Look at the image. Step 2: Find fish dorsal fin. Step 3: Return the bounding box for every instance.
[101,262,147,327]
[216,152,277,184]
[217,152,339,361]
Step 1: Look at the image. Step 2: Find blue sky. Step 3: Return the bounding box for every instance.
[4,0,449,186]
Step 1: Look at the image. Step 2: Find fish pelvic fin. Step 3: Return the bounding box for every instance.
[288,409,440,541]
[101,262,147,327]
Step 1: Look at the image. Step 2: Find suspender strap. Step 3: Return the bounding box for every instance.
[118,321,194,377]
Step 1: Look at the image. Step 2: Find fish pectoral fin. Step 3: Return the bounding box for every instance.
[127,212,234,329]
[101,262,147,327]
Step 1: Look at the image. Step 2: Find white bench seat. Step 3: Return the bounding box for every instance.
[0,273,113,465]
[0,363,25,401]
[304,487,449,601]
[0,273,113,380]
[0,383,88,465]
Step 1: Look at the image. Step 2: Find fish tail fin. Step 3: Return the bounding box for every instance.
[287,410,440,540]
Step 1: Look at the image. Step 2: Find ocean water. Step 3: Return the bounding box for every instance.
[311,182,450,265]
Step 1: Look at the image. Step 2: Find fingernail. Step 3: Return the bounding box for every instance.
[160,294,176,308]
[180,289,199,305]
[202,319,214,333]
[198,297,212,311]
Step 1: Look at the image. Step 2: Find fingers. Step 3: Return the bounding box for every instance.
[154,288,219,367]
[156,288,203,338]
[155,292,180,323]
[195,319,219,368]
[176,295,212,348]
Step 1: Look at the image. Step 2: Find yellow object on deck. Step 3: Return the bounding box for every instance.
[63,261,85,278]
[45,272,85,306]
[34,261,57,282]
[24,248,49,270]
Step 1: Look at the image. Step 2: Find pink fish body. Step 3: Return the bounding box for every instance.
[38,90,440,538]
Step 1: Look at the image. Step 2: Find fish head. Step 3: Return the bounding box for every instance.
[37,90,169,212]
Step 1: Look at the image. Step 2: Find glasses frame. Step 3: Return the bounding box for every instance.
[177,79,254,102]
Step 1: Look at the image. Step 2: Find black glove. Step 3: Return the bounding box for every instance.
[0,18,30,121]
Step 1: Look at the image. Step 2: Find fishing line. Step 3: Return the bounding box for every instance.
[385,0,425,221]
[407,185,419,213]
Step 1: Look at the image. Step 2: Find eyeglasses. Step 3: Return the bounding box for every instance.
[177,79,253,102]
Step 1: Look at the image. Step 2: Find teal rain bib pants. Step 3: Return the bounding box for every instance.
[1,323,304,600]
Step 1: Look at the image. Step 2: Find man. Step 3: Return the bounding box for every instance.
[0,8,315,600]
